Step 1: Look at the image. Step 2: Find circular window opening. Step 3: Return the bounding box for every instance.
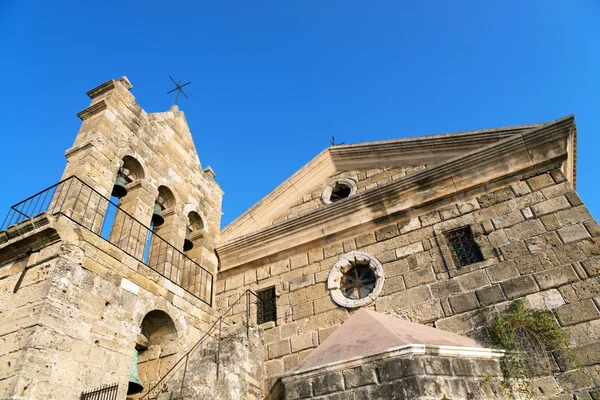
[341,265,376,300]
[327,251,385,308]
[321,178,357,205]
[330,183,352,202]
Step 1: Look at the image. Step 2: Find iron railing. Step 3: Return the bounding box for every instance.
[0,176,213,306]
[140,289,259,400]
[80,383,119,400]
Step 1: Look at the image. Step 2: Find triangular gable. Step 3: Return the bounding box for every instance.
[218,115,576,271]
[221,121,547,242]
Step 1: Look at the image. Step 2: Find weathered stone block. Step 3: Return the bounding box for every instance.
[456,270,490,291]
[555,300,600,326]
[312,371,344,396]
[558,224,590,244]
[485,261,519,283]
[500,275,539,299]
[284,378,312,399]
[342,365,377,388]
[534,265,579,290]
[531,196,570,218]
[500,241,529,260]
[527,173,555,191]
[268,339,291,359]
[556,369,593,392]
[478,187,515,208]
[403,267,435,289]
[292,302,314,320]
[409,301,445,323]
[572,277,600,300]
[430,279,462,299]
[525,288,565,309]
[505,220,546,242]
[555,206,594,227]
[395,242,424,259]
[476,284,506,306]
[290,333,313,353]
[375,224,399,242]
[511,181,532,196]
[449,292,479,313]
[492,210,525,229]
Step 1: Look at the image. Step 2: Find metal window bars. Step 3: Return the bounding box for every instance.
[444,226,484,267]
[80,383,119,400]
[0,176,212,306]
[256,286,277,325]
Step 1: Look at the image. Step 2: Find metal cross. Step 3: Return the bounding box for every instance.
[167,76,192,105]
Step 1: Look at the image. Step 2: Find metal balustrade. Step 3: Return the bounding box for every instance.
[1,176,212,306]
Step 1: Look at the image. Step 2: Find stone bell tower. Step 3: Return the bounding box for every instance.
[0,77,224,399]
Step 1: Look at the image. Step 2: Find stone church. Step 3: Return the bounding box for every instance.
[1,77,599,400]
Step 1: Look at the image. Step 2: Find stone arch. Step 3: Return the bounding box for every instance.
[157,185,176,210]
[121,155,145,180]
[135,310,179,398]
[182,204,208,234]
[187,211,204,233]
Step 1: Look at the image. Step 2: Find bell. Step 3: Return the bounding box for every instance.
[183,226,194,252]
[151,203,164,227]
[111,174,128,198]
[127,349,144,395]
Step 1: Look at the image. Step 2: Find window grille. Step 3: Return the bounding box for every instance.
[257,286,277,324]
[80,383,119,400]
[444,227,483,267]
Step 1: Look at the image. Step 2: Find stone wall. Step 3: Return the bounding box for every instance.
[161,324,264,400]
[217,167,600,397]
[63,77,222,279]
[271,347,507,400]
[0,212,219,399]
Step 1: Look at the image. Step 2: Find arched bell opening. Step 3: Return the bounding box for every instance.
[146,186,182,282]
[105,156,150,258]
[183,211,204,252]
[131,310,178,398]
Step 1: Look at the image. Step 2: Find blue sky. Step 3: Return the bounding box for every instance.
[0,1,598,228]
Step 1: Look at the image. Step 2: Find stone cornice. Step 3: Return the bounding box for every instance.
[221,150,337,241]
[217,115,575,271]
[86,79,116,99]
[76,100,107,121]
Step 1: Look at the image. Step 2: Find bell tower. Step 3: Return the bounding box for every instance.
[0,77,223,399]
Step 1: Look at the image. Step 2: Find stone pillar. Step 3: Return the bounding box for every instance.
[147,209,186,284]
[108,180,156,260]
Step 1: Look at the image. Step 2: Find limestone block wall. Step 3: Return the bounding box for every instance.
[272,350,507,400]
[217,168,600,397]
[272,166,428,225]
[161,324,264,400]
[61,77,222,275]
[0,214,219,399]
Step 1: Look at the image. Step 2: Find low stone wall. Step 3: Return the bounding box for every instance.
[271,345,507,400]
[161,324,264,400]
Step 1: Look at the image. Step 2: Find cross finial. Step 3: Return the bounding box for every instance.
[167,76,191,105]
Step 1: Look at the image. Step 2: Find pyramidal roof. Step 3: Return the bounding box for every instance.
[297,308,482,370]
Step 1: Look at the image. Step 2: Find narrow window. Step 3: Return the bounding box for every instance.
[444,226,483,267]
[257,286,277,325]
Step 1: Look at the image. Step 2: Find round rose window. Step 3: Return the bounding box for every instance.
[327,251,385,308]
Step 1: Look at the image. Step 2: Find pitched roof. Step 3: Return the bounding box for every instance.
[297,308,482,370]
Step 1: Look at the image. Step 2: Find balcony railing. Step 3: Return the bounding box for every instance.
[1,176,212,306]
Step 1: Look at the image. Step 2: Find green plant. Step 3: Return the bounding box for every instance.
[486,300,571,399]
